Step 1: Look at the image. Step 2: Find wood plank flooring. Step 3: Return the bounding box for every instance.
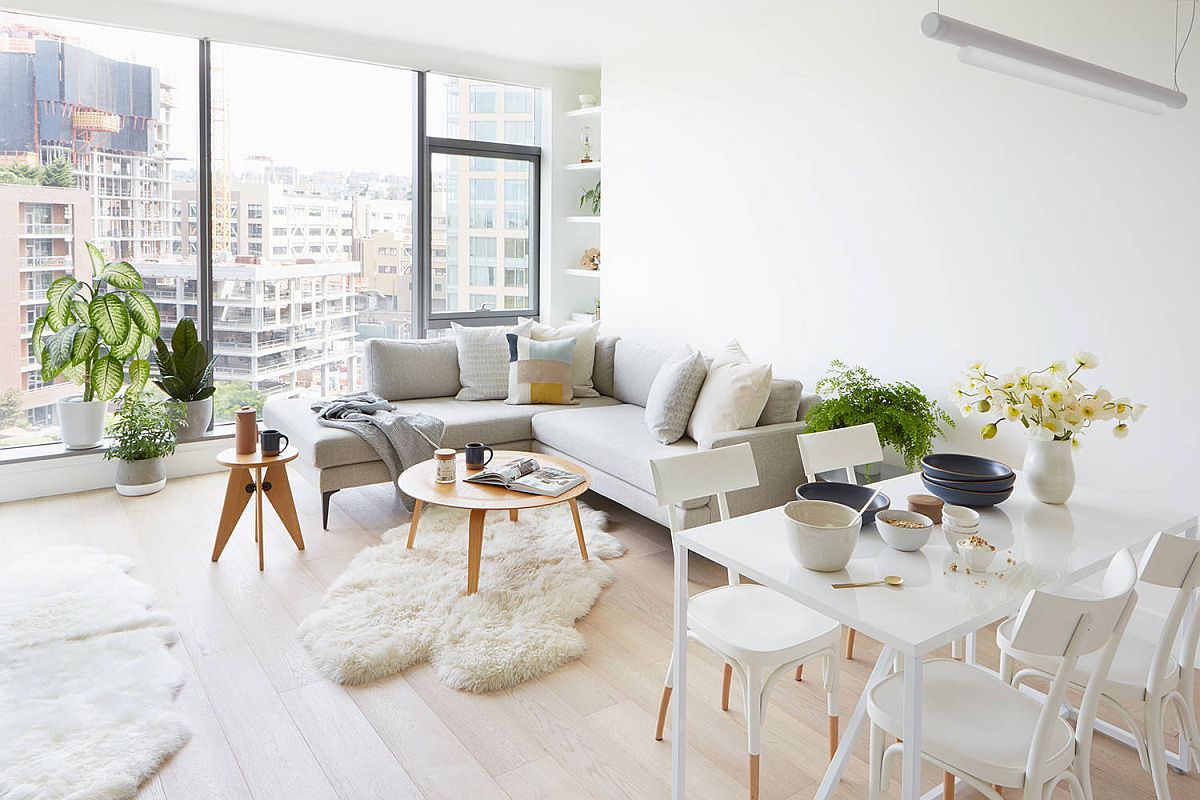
[1,471,1196,800]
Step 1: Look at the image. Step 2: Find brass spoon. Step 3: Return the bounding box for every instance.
[831,575,905,589]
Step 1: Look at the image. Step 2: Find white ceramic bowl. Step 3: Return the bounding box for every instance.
[942,505,980,528]
[875,510,934,552]
[782,500,861,572]
[957,538,997,572]
[942,520,979,552]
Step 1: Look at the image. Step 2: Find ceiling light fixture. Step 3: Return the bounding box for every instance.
[921,12,1189,114]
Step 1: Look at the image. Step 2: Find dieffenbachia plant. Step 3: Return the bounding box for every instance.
[33,242,160,402]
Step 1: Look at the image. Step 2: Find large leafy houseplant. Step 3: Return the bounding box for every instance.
[805,360,954,472]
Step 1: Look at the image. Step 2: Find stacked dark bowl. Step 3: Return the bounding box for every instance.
[920,454,1015,507]
[795,481,891,524]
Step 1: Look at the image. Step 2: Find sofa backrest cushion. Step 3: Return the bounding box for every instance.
[758,378,804,425]
[593,335,620,397]
[364,338,461,401]
[612,337,680,407]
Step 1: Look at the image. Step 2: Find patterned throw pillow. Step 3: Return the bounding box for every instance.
[505,335,578,405]
[453,321,532,401]
[643,345,707,444]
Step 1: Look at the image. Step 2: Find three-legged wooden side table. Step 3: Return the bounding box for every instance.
[213,445,304,571]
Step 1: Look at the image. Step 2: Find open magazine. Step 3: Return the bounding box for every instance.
[464,457,585,497]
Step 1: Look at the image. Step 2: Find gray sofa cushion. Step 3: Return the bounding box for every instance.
[532,404,704,504]
[758,378,804,425]
[593,335,619,397]
[264,395,620,470]
[612,338,680,407]
[364,338,461,400]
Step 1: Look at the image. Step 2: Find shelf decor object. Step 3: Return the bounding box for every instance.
[921,12,1188,114]
[579,126,594,163]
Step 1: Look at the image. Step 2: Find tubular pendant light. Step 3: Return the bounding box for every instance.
[921,12,1188,114]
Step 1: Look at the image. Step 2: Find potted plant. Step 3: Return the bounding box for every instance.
[34,242,159,449]
[579,181,601,215]
[104,392,183,496]
[952,352,1145,504]
[153,318,217,442]
[805,360,954,476]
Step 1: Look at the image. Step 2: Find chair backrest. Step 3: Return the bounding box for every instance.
[1136,532,1200,695]
[1009,549,1139,788]
[795,423,883,484]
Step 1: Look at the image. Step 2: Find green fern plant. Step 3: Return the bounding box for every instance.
[805,360,954,471]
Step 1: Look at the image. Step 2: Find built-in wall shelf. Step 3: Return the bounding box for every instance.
[565,268,602,279]
[566,215,602,224]
[565,161,601,172]
[565,106,602,118]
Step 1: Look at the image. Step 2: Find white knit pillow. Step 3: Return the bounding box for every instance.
[686,341,773,443]
[452,321,532,401]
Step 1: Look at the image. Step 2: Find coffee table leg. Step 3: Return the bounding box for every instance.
[467,508,486,594]
[568,498,589,561]
[213,467,253,562]
[509,509,519,523]
[406,499,424,549]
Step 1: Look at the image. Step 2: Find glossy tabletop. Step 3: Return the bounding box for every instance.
[397,450,590,511]
[677,470,1198,656]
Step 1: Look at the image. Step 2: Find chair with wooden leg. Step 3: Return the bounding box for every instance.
[650,443,843,799]
[867,549,1139,800]
[795,423,885,661]
[996,531,1200,800]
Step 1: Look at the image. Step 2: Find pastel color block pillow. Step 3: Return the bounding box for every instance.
[505,334,578,405]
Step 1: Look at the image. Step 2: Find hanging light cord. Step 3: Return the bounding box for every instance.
[1176,0,1197,92]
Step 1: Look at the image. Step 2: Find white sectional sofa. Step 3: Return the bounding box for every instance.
[263,334,818,529]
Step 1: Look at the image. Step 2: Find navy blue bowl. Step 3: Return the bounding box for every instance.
[921,453,1014,483]
[795,481,891,524]
[921,474,1013,507]
[922,470,1015,493]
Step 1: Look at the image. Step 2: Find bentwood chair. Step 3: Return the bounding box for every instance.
[795,422,884,661]
[651,443,842,800]
[867,549,1139,800]
[997,532,1200,800]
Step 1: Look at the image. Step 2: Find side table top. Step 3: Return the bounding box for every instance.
[397,449,591,510]
[217,445,299,469]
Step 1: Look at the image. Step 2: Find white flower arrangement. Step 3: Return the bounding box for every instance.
[951,351,1145,444]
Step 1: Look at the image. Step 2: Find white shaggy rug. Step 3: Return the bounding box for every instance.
[0,546,189,800]
[299,501,625,691]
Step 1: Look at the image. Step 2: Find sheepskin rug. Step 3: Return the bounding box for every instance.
[0,546,189,800]
[299,501,625,691]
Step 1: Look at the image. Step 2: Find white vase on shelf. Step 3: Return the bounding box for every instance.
[1023,439,1075,504]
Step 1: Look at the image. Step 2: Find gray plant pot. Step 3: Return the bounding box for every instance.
[115,456,167,497]
[176,397,213,443]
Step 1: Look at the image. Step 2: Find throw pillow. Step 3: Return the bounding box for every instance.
[686,341,773,443]
[452,321,531,401]
[643,345,707,444]
[519,317,601,398]
[505,334,578,405]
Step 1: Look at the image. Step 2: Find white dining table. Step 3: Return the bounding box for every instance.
[669,470,1198,800]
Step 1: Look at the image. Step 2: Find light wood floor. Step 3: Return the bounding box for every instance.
[1,471,1196,800]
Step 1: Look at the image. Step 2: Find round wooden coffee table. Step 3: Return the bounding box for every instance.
[397,450,592,595]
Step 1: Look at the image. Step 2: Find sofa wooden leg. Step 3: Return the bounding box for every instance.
[322,489,339,530]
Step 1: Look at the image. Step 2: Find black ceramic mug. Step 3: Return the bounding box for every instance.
[464,442,493,470]
[261,429,289,457]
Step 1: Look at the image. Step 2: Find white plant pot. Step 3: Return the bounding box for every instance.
[56,396,108,450]
[115,456,167,497]
[176,397,213,443]
[1023,438,1075,505]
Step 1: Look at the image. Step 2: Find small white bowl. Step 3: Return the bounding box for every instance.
[942,505,980,528]
[875,510,933,552]
[782,500,861,572]
[957,537,997,572]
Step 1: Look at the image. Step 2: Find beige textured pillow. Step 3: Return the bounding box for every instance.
[519,317,601,398]
[686,341,773,443]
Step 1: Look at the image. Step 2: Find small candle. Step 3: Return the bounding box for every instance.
[434,448,457,484]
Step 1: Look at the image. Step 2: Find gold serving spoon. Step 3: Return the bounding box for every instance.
[831,575,905,589]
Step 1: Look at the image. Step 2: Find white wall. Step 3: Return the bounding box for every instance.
[600,0,1200,504]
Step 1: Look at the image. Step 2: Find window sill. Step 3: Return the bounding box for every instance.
[0,424,236,467]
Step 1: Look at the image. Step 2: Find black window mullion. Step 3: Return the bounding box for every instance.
[197,38,215,429]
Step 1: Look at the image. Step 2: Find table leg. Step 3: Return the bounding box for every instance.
[406,499,424,549]
[671,540,689,800]
[568,498,589,561]
[965,632,978,665]
[466,508,486,595]
[264,463,303,551]
[1179,521,1199,773]
[254,466,264,571]
[509,509,519,522]
[212,467,252,562]
[814,644,895,798]
[901,656,925,800]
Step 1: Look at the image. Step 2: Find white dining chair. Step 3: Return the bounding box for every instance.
[795,422,884,661]
[866,549,1139,800]
[651,443,843,800]
[997,531,1200,800]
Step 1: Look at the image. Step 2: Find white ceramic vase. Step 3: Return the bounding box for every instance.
[1023,438,1075,504]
